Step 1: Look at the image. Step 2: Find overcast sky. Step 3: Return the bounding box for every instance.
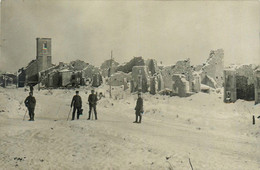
[0,0,259,72]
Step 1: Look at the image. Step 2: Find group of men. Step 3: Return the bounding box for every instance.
[70,90,98,120]
[24,88,144,123]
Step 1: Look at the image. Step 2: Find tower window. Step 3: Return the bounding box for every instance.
[43,42,47,49]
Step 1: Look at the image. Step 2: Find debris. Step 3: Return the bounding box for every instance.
[166,156,171,160]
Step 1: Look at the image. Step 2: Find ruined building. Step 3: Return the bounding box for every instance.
[172,74,189,97]
[198,49,224,88]
[117,57,145,73]
[100,59,119,77]
[21,38,52,86]
[108,71,131,87]
[224,64,257,103]
[161,59,194,91]
[131,66,150,93]
[146,59,160,76]
[70,60,89,71]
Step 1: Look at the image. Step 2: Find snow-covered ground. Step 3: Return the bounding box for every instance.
[0,86,259,170]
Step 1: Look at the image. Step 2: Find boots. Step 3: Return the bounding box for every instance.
[133,115,138,123]
[138,116,142,123]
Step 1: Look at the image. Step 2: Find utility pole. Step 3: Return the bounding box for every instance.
[109,50,113,98]
[37,60,40,91]
[16,71,18,88]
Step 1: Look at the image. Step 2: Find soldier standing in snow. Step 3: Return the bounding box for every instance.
[133,92,143,123]
[24,92,36,121]
[71,91,82,120]
[88,89,98,120]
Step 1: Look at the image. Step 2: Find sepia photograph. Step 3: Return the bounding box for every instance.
[0,0,259,169]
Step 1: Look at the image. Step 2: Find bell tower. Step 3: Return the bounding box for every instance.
[36,38,52,71]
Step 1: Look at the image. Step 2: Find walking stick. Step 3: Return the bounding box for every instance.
[91,109,94,120]
[67,107,72,121]
[23,109,28,121]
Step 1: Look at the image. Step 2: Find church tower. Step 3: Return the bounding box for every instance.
[36,38,52,71]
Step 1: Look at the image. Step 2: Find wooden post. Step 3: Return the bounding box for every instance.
[109,50,113,98]
[16,71,18,88]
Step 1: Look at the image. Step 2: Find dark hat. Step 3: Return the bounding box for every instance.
[76,91,79,93]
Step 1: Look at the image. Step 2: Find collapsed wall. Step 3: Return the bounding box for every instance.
[224,64,257,103]
[131,66,150,93]
[200,49,224,88]
[161,59,193,90]
[108,71,131,87]
[100,59,119,77]
[117,57,145,73]
[70,60,89,71]
[145,59,160,76]
[172,74,189,97]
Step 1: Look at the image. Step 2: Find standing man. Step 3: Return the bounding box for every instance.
[133,92,143,123]
[24,92,36,121]
[88,89,98,120]
[71,91,82,120]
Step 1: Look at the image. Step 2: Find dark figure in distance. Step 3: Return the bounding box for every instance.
[88,89,98,120]
[24,92,36,121]
[133,93,143,123]
[71,91,82,120]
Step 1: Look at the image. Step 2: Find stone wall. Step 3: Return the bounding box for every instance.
[146,59,160,76]
[131,66,150,93]
[108,72,131,86]
[200,49,224,88]
[100,59,119,77]
[224,64,258,103]
[117,57,145,73]
[172,74,189,97]
[70,60,89,71]
[25,60,38,85]
[161,59,193,90]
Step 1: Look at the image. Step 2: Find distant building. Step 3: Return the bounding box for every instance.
[22,38,52,86]
[0,72,17,87]
[161,59,194,90]
[255,69,260,104]
[199,49,224,88]
[224,65,257,103]
[131,66,150,93]
[100,59,119,77]
[108,71,131,87]
[36,38,52,71]
[172,74,189,97]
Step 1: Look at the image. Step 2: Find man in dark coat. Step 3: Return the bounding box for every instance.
[71,91,82,120]
[133,92,143,123]
[88,89,98,120]
[24,92,36,121]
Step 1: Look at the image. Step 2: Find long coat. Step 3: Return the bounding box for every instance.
[135,97,143,112]
[24,96,36,108]
[71,95,82,108]
[88,94,98,106]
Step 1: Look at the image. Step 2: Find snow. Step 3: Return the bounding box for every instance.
[0,86,260,169]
